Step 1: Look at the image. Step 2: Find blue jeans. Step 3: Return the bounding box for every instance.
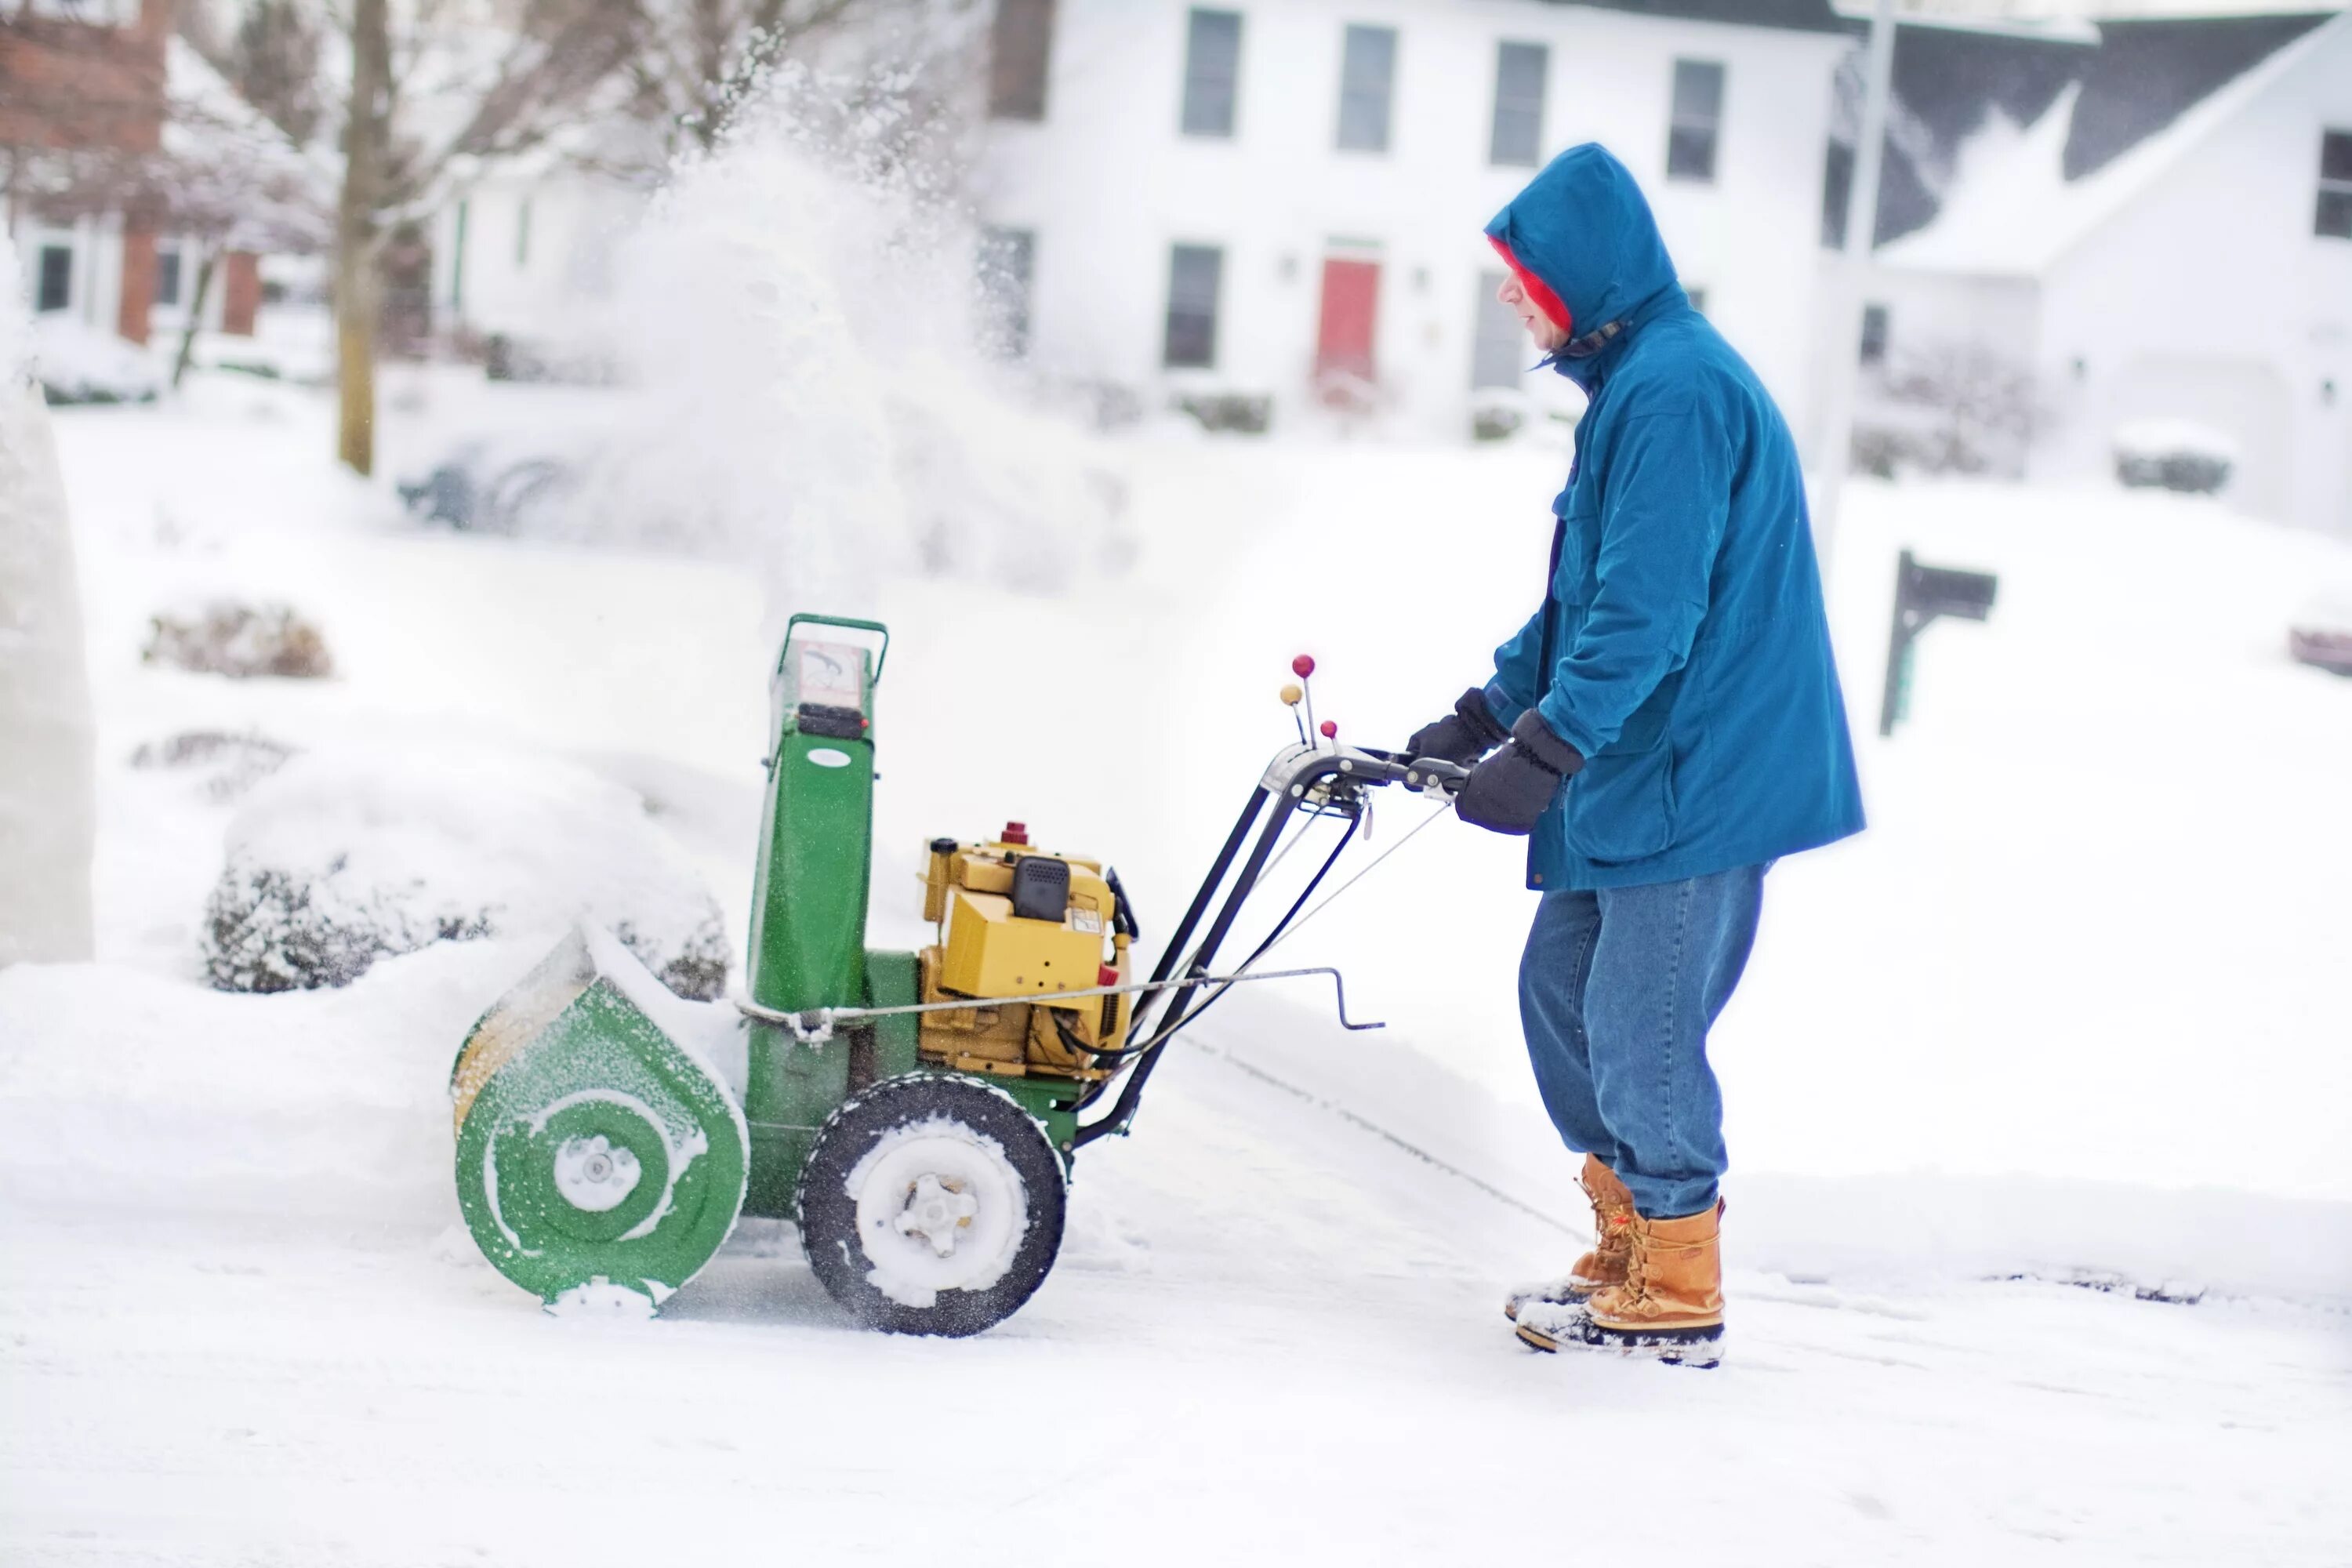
[1516,864,1768,1219]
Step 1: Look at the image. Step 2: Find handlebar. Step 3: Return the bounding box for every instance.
[1258,741,1471,800]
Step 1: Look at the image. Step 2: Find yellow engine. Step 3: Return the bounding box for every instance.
[916,824,1133,1081]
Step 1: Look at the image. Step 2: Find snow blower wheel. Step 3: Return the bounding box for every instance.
[796,1073,1067,1337]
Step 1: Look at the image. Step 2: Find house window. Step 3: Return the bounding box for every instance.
[155,246,183,307]
[36,245,72,312]
[1666,59,1724,183]
[1472,270,1526,390]
[2318,129,2352,240]
[1181,9,1243,138]
[1860,303,1889,365]
[516,200,532,268]
[989,0,1056,122]
[1336,24,1396,154]
[1163,243,1223,368]
[1490,42,1547,167]
[978,227,1035,358]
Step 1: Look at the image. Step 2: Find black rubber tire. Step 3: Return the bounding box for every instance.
[795,1073,1067,1337]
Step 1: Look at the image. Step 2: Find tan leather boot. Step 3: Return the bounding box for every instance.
[1515,1200,1725,1367]
[1501,1156,1636,1320]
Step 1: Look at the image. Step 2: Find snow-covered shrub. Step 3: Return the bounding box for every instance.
[129,730,296,801]
[1867,342,2039,477]
[1471,390,1528,443]
[1175,392,1273,434]
[201,748,731,997]
[2114,419,2236,495]
[31,318,163,405]
[144,600,334,679]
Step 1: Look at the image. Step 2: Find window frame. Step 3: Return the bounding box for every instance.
[1859,303,1890,367]
[1666,58,1725,184]
[988,0,1057,122]
[2318,128,2352,241]
[1488,40,1548,169]
[978,226,1036,360]
[1163,242,1225,370]
[36,243,73,313]
[1180,8,1243,140]
[155,245,183,308]
[1335,23,1398,155]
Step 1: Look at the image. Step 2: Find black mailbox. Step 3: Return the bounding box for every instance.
[1880,549,1998,737]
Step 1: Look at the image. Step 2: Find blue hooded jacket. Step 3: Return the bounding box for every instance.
[1479,144,1864,891]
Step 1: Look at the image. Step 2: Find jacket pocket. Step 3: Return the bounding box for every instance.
[1563,724,1677,864]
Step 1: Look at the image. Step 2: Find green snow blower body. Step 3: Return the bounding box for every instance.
[451,614,1451,1333]
[450,614,1087,1332]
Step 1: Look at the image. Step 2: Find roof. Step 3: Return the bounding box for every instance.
[1876,6,2352,274]
[1541,0,1852,34]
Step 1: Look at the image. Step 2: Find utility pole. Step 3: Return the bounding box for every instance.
[1812,0,1898,575]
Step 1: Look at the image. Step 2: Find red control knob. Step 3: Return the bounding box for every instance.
[1098,964,1120,988]
[1291,655,1316,677]
[1319,720,1338,739]
[1002,821,1029,845]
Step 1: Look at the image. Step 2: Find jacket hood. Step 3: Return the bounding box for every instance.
[1485,144,1682,352]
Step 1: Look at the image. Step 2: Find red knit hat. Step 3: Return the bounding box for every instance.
[1486,233,1572,334]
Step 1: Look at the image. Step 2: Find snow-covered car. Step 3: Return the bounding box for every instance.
[396,436,582,534]
[2288,593,2352,676]
[2112,418,2237,495]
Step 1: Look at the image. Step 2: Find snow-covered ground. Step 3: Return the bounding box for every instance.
[5,372,2350,1565]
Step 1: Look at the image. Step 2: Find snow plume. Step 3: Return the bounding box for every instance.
[576,65,1123,630]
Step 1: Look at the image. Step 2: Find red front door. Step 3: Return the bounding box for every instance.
[1315,258,1381,384]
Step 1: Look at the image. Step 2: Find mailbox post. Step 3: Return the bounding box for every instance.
[1880,549,1998,737]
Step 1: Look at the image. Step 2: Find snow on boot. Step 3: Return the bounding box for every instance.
[1515,1201,1725,1368]
[1502,1155,1635,1321]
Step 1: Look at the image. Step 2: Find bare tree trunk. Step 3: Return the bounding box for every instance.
[335,0,388,475]
[171,246,220,391]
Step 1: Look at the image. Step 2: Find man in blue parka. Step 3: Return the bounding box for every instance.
[1406,145,1863,1367]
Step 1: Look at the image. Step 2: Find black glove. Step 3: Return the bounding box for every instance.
[1457,712,1585,836]
[1405,688,1511,767]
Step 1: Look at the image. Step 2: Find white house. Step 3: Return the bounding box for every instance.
[1856,6,2352,536]
[974,0,1856,437]
[428,148,648,356]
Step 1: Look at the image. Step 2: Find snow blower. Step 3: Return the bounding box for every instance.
[450,615,1468,1334]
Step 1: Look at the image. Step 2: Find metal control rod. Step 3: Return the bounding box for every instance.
[735,964,1385,1044]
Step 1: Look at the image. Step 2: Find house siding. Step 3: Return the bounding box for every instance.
[972,0,1847,437]
[2034,24,2352,535]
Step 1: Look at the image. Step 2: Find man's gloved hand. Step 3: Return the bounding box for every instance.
[1405,688,1511,768]
[1456,712,1585,836]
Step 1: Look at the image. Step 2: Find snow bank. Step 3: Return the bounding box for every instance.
[201,746,731,997]
[0,942,516,1223]
[0,234,97,966]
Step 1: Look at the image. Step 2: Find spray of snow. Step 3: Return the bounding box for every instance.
[527,68,1129,633]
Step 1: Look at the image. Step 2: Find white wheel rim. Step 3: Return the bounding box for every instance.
[551,1134,643,1212]
[844,1115,1029,1310]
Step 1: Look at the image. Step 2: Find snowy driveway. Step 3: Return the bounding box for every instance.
[5,984,2346,1566]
